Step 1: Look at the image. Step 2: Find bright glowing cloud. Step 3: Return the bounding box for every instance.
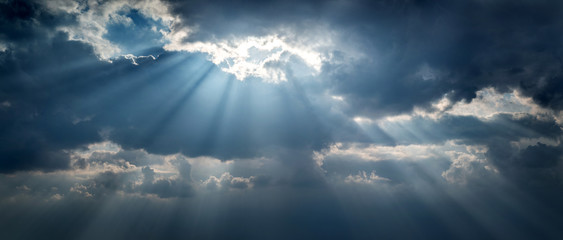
[344,170,390,184]
[163,30,334,82]
[315,141,497,184]
[374,87,559,124]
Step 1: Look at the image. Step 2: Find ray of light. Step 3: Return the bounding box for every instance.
[200,76,235,154]
[142,63,216,146]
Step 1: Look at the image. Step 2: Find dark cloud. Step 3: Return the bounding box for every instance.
[1,179,562,240]
[357,112,563,185]
[321,0,563,116]
[0,0,74,45]
[164,0,563,115]
[385,113,561,145]
[83,148,166,168]
[2,0,560,173]
[141,171,195,198]
[0,34,104,172]
[0,1,336,172]
[163,0,325,41]
[140,158,195,198]
[2,0,563,239]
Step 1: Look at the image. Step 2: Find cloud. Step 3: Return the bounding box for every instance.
[0,16,335,173]
[164,33,329,82]
[441,149,498,185]
[2,1,563,239]
[203,172,251,190]
[344,171,390,184]
[39,0,175,59]
[140,166,195,198]
[159,0,563,116]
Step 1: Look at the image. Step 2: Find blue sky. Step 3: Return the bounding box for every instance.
[1,0,563,239]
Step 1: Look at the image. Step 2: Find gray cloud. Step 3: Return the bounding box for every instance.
[161,0,563,116]
[2,0,563,239]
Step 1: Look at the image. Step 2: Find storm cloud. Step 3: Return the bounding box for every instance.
[1,0,563,239]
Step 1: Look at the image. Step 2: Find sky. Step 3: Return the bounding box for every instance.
[1,0,563,239]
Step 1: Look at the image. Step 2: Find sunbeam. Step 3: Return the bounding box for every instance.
[2,0,563,239]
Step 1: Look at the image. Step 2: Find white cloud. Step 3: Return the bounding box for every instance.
[69,183,93,198]
[0,41,7,52]
[345,171,389,184]
[122,54,156,65]
[315,141,498,184]
[445,88,546,119]
[202,172,254,190]
[71,141,122,160]
[163,24,363,83]
[38,1,365,82]
[441,147,498,185]
[378,87,557,123]
[40,0,176,60]
[164,33,323,82]
[315,141,475,164]
[49,193,64,201]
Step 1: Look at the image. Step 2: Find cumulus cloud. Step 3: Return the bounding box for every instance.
[39,0,175,59]
[203,172,252,190]
[140,165,195,198]
[441,147,498,185]
[316,140,498,185]
[165,33,325,82]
